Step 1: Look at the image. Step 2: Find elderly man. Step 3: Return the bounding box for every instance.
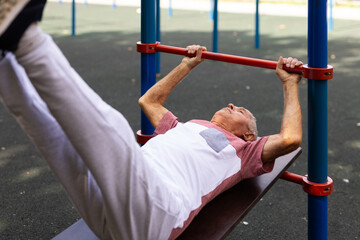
[0,1,302,239]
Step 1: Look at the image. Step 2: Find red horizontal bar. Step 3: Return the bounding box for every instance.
[136,42,333,80]
[281,171,304,185]
[155,44,304,75]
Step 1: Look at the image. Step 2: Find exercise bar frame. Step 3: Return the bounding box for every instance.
[139,0,333,238]
[137,42,333,80]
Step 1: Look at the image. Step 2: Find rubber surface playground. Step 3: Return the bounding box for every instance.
[0,2,359,239]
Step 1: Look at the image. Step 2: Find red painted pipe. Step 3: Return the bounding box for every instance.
[280,171,304,185]
[155,44,304,74]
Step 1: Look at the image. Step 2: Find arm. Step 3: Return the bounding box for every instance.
[138,45,207,128]
[261,57,303,163]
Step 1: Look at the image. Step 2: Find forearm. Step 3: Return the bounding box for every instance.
[138,62,192,128]
[140,62,192,106]
[261,57,303,163]
[138,45,205,128]
[280,82,302,146]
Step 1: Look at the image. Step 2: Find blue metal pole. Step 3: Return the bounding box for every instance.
[84,0,88,7]
[307,0,328,239]
[141,0,156,135]
[112,0,117,9]
[156,0,161,75]
[209,0,214,20]
[255,0,260,49]
[168,0,172,18]
[329,0,334,31]
[72,0,76,36]
[212,0,218,52]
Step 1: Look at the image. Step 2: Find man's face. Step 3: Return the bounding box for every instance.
[211,103,254,139]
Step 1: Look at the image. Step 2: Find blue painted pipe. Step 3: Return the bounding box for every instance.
[209,0,214,20]
[308,0,328,184]
[72,0,76,36]
[307,0,328,239]
[255,0,260,49]
[156,0,161,75]
[212,0,218,52]
[140,0,156,135]
[329,0,334,31]
[168,0,172,18]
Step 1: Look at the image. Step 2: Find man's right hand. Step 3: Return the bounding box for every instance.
[181,45,207,70]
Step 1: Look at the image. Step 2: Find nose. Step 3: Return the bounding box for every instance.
[227,103,235,110]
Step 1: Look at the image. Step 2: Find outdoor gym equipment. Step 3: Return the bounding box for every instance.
[54,0,334,239]
[137,42,333,80]
[138,0,334,239]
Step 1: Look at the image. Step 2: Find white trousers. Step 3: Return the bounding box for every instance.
[0,35,177,240]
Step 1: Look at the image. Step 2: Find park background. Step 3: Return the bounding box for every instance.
[0,0,359,239]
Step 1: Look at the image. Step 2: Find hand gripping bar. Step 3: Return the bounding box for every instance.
[137,42,333,80]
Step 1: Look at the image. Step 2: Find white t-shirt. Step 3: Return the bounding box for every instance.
[140,111,273,239]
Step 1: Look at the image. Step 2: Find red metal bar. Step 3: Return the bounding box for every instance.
[280,171,304,185]
[136,42,333,79]
[136,42,333,80]
[155,43,304,74]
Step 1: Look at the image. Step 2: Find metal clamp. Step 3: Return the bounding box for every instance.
[302,176,333,196]
[136,41,159,53]
[136,130,154,145]
[301,64,333,80]
[281,172,333,196]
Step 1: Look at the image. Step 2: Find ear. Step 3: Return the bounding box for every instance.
[243,131,256,142]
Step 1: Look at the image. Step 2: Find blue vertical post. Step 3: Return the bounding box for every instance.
[212,0,218,52]
[329,0,334,31]
[307,0,328,239]
[84,0,88,7]
[141,0,156,135]
[168,0,172,18]
[156,0,161,75]
[255,0,260,49]
[209,0,214,20]
[112,0,117,9]
[72,0,76,36]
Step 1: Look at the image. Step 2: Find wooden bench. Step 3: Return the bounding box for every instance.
[52,148,302,240]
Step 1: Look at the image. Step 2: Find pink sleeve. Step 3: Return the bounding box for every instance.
[240,136,275,179]
[153,111,179,135]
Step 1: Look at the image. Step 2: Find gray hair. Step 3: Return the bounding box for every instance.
[248,116,258,140]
